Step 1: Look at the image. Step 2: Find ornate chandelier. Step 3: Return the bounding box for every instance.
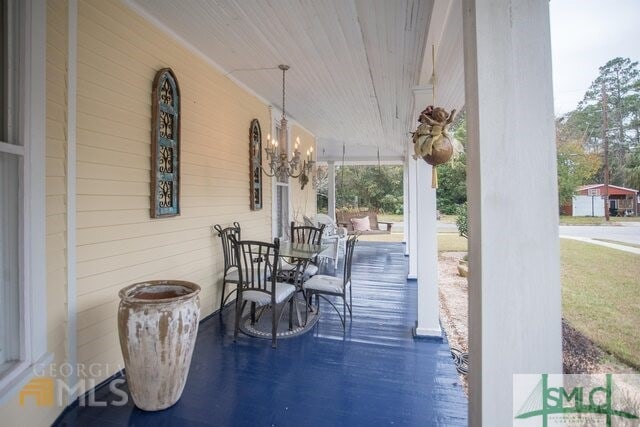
[261,65,314,188]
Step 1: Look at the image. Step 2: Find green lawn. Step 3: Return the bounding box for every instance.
[559,215,639,225]
[438,233,467,252]
[593,239,640,249]
[436,236,640,369]
[377,214,403,223]
[560,239,640,369]
[439,214,457,223]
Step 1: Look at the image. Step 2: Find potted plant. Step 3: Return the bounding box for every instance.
[118,280,201,411]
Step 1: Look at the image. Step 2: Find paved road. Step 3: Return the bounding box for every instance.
[398,221,640,247]
[559,224,640,246]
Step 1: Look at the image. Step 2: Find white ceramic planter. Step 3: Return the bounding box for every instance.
[118,280,201,411]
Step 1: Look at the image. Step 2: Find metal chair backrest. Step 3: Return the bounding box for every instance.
[343,234,359,284]
[290,221,325,245]
[230,237,280,300]
[213,222,241,275]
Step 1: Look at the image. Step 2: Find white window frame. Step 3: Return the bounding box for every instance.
[0,0,51,402]
[271,108,292,240]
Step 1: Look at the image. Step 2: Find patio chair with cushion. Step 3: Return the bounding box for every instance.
[212,222,241,312]
[280,221,325,280]
[304,214,347,269]
[230,236,296,348]
[303,233,359,330]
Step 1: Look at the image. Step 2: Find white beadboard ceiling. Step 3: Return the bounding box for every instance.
[128,0,433,161]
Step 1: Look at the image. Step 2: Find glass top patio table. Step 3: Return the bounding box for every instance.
[278,242,328,259]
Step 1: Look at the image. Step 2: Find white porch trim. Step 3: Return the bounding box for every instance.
[66,0,79,403]
[463,0,562,425]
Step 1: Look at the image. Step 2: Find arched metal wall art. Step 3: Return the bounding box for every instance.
[249,119,263,210]
[151,68,180,218]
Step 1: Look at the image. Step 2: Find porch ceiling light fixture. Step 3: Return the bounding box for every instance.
[260,65,314,188]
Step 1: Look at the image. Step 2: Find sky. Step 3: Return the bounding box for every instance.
[549,0,640,115]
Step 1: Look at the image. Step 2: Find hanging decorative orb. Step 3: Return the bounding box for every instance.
[423,138,453,166]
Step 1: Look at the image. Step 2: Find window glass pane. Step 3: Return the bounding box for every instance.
[0,150,20,375]
[0,0,5,142]
[276,185,289,239]
[0,0,17,146]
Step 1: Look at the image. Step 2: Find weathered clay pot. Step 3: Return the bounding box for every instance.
[118,280,201,411]
[423,138,454,166]
[457,260,468,277]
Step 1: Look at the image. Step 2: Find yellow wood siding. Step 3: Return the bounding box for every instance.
[75,0,272,384]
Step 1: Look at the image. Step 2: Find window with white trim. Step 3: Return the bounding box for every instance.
[0,0,48,396]
[0,0,22,377]
[274,125,290,239]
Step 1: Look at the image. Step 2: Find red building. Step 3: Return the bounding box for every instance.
[561,184,639,216]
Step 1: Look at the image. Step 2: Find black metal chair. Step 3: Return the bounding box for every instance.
[213,222,241,312]
[303,233,359,329]
[281,221,325,278]
[230,237,296,348]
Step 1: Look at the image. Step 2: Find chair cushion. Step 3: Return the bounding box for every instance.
[303,275,344,294]
[225,267,240,282]
[225,264,263,283]
[280,260,318,275]
[243,282,295,306]
[350,216,371,231]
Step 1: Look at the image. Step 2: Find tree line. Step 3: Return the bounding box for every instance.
[316,164,404,214]
[317,57,640,217]
[557,57,640,204]
[437,56,640,214]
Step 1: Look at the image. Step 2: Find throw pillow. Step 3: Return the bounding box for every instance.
[351,216,371,231]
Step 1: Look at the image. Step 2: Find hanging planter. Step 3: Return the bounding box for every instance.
[411,105,460,188]
[118,280,201,411]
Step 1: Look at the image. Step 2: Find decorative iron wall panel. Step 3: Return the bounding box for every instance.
[151,68,180,218]
[249,119,263,210]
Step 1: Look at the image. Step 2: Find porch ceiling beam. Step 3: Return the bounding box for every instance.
[463,0,562,425]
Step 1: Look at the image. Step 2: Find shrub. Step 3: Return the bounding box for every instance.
[455,202,468,238]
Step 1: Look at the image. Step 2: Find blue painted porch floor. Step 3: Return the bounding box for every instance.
[56,242,467,426]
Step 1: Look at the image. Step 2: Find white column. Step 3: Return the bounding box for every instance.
[403,158,409,249]
[327,161,336,221]
[407,155,418,278]
[414,160,441,337]
[463,0,562,425]
[410,85,439,338]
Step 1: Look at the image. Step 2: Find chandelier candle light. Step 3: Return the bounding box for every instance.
[259,65,315,189]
